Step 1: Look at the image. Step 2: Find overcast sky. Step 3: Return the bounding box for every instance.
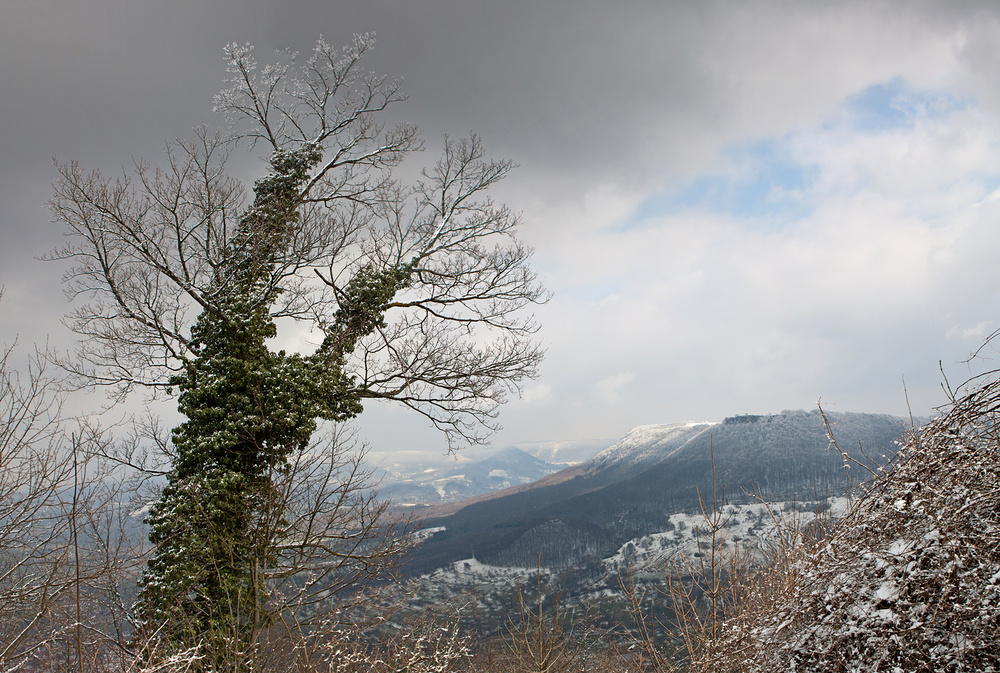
[5,1,1000,455]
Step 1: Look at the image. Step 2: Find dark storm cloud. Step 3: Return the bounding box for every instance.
[4,2,719,190]
[0,0,717,336]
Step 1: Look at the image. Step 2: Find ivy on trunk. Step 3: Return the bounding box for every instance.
[137,147,411,667]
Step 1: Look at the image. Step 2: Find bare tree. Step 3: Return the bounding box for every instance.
[499,575,580,673]
[0,371,151,671]
[0,342,76,668]
[47,34,546,449]
[47,35,547,669]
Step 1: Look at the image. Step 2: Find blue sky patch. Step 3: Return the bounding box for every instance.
[843,78,968,133]
[626,138,818,227]
[624,80,972,230]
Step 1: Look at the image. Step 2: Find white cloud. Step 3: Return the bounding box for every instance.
[946,323,990,340]
[508,62,1000,442]
[593,372,635,406]
[518,383,553,405]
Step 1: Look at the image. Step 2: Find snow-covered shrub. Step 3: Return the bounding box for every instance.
[741,381,1000,672]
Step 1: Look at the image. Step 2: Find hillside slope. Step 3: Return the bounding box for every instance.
[407,410,909,574]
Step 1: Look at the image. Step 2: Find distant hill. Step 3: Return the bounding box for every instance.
[405,410,911,575]
[376,446,573,505]
[502,438,616,465]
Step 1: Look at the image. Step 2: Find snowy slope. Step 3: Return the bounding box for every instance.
[584,422,715,477]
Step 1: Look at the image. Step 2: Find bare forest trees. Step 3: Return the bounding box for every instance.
[0,336,147,671]
[47,35,546,670]
[0,343,73,666]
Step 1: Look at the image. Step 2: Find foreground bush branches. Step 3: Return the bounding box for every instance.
[737,383,1000,671]
[0,340,149,671]
[7,339,1000,670]
[618,446,806,672]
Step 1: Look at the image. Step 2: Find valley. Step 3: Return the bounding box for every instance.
[382,409,912,625]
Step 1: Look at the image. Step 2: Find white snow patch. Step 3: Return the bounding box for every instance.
[603,498,850,574]
[875,581,898,602]
[412,526,446,542]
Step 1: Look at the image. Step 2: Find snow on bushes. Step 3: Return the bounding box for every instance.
[743,380,1000,672]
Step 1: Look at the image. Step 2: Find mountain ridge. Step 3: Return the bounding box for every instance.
[404,409,912,575]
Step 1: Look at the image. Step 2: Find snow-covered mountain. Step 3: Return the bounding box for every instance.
[405,409,910,576]
[581,422,715,482]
